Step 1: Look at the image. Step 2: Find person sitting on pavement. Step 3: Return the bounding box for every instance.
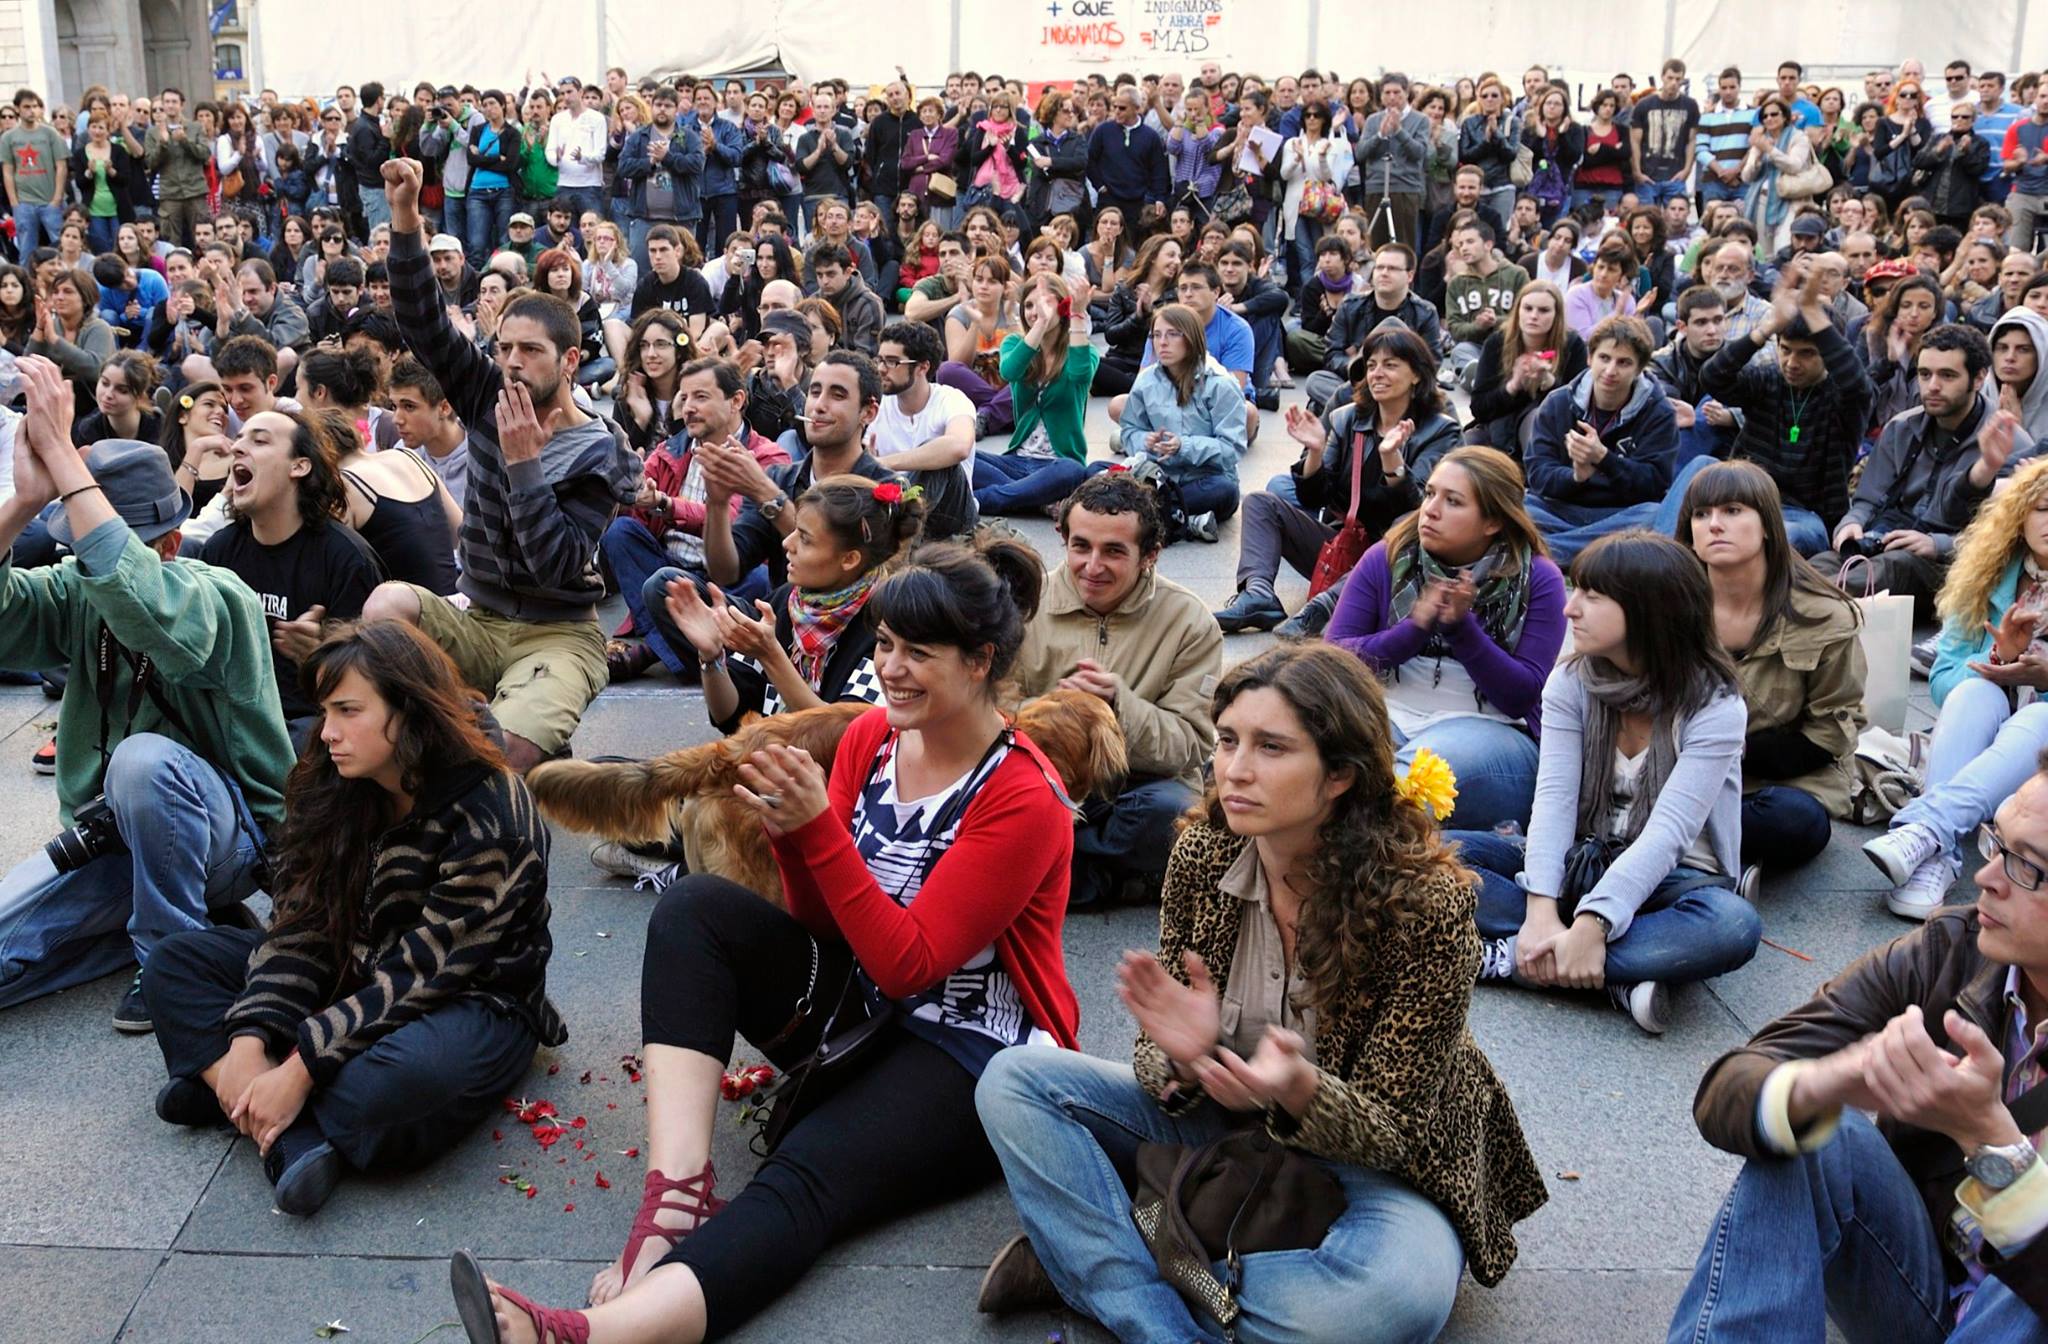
[1465,278,1585,455]
[142,620,564,1219]
[867,319,979,540]
[0,355,291,1033]
[1305,241,1445,414]
[1676,461,1866,892]
[1450,531,1764,1036]
[1991,306,2048,444]
[452,537,1081,1344]
[970,273,1101,518]
[1670,758,2048,1343]
[1863,454,2048,922]
[1214,326,1461,636]
[1647,285,1736,465]
[198,408,382,745]
[1089,301,1246,541]
[1813,323,2032,621]
[1521,315,1680,568]
[1441,216,1530,393]
[362,156,641,774]
[1012,471,1221,907]
[602,356,790,685]
[1672,260,1877,556]
[973,642,1546,1340]
[1325,446,1568,832]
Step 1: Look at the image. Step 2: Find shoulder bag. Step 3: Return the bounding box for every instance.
[1131,1127,1347,1335]
[1306,428,1370,598]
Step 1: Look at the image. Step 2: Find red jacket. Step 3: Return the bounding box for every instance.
[772,706,1080,1049]
[626,429,791,539]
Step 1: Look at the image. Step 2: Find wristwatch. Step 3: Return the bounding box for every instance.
[759,491,791,521]
[1966,1137,2039,1191]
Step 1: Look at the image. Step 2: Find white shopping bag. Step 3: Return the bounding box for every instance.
[1836,556,1913,734]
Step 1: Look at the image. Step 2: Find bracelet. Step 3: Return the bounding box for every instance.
[58,484,103,502]
[700,652,728,676]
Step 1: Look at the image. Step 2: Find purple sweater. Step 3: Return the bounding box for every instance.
[1325,541,1568,733]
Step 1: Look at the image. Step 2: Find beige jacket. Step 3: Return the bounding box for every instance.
[1014,563,1221,786]
[1736,582,1866,817]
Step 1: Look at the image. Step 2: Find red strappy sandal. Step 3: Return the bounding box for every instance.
[616,1161,726,1283]
[451,1249,589,1344]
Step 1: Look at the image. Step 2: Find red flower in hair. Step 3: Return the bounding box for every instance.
[1057,296,1074,320]
[873,481,904,504]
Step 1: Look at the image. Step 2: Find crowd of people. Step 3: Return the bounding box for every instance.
[1,46,2047,1344]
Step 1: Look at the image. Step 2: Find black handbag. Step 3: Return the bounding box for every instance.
[1210,178,1253,225]
[1131,1128,1347,1334]
[1556,833,1621,922]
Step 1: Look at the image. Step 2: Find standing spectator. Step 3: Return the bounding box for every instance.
[1278,101,1351,286]
[691,84,744,256]
[794,86,857,235]
[863,80,911,206]
[1917,101,1992,228]
[420,87,481,241]
[1520,86,1582,229]
[368,158,640,774]
[3,88,68,256]
[348,83,393,237]
[213,102,263,213]
[1697,67,1754,208]
[544,76,609,225]
[1086,89,1170,238]
[1631,59,1699,207]
[462,91,520,269]
[965,92,1029,215]
[1972,70,2025,205]
[1571,89,1632,216]
[1353,74,1428,249]
[73,113,133,254]
[2000,80,2048,249]
[1772,61,1825,129]
[1871,82,1934,210]
[617,86,706,264]
[1458,77,1521,229]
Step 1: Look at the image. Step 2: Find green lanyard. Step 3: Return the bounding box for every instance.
[1787,388,1816,445]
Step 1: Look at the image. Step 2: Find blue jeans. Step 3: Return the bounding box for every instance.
[1265,472,1300,507]
[1085,461,1240,522]
[87,214,119,255]
[1700,177,1745,207]
[1638,177,1690,206]
[359,188,392,237]
[554,183,606,224]
[1742,786,1832,870]
[1524,494,1660,569]
[1286,215,1326,293]
[972,451,1089,516]
[1668,1109,2036,1343]
[11,499,62,567]
[638,562,773,675]
[1071,776,1198,906]
[1895,676,2048,857]
[602,517,692,675]
[695,194,739,257]
[1451,830,1762,985]
[1571,185,1623,215]
[975,1047,1464,1344]
[0,733,265,1010]
[1392,716,1539,832]
[1652,456,1830,556]
[13,202,61,255]
[465,188,514,267]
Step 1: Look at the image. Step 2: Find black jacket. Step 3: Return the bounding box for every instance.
[715,584,881,734]
[465,120,523,181]
[347,111,391,188]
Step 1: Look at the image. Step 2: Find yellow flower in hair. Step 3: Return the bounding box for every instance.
[1396,748,1457,822]
[178,393,194,409]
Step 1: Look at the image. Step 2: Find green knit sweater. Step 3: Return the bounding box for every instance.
[998,336,1100,463]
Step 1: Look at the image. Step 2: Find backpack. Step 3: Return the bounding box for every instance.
[1124,456,1191,544]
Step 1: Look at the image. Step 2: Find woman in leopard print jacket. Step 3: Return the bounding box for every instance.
[976,642,1545,1342]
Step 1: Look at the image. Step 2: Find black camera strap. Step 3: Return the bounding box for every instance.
[92,620,196,773]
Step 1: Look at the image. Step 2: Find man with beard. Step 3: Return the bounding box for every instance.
[617,85,705,265]
[868,319,977,538]
[362,157,641,773]
[1698,238,1775,361]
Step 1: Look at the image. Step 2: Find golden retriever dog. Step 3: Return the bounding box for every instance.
[529,690,1127,901]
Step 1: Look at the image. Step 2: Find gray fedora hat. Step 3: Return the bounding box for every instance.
[46,439,192,546]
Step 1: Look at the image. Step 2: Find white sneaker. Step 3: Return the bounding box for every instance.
[1738,865,1761,903]
[1477,936,1516,982]
[1184,511,1219,543]
[589,839,675,881]
[1887,855,1962,921]
[1611,981,1670,1034]
[1863,823,1945,887]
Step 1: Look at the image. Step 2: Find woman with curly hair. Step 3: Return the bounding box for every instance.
[1862,445,2048,921]
[973,642,1546,1341]
[1451,531,1761,1035]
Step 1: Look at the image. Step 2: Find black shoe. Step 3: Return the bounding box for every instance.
[1213,587,1287,634]
[156,1075,227,1127]
[978,1234,1064,1314]
[40,668,65,700]
[1274,587,1340,639]
[112,971,152,1034]
[1253,386,1281,412]
[266,1118,342,1217]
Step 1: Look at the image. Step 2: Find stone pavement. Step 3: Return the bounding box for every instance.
[0,386,1917,1343]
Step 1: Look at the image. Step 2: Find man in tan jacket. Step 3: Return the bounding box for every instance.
[1014,471,1222,906]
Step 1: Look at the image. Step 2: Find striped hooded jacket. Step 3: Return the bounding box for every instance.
[225,762,566,1085]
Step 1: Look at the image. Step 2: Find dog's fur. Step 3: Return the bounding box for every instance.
[529,691,1128,901]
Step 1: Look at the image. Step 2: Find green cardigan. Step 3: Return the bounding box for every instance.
[998,335,1100,463]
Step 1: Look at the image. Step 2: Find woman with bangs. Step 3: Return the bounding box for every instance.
[1675,462,1865,893]
[1466,279,1585,454]
[1450,531,1761,1035]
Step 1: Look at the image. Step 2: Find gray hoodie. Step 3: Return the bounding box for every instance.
[1991,307,2048,445]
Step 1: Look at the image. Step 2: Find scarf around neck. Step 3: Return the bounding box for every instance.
[975,119,1022,198]
[1574,658,1676,847]
[788,569,878,686]
[1387,537,1532,670]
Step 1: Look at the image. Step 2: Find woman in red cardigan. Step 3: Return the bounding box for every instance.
[449,534,1080,1344]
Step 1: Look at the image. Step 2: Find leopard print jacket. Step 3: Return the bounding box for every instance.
[1133,822,1547,1287]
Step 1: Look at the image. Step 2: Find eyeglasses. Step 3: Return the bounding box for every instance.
[875,355,916,369]
[1980,823,2046,890]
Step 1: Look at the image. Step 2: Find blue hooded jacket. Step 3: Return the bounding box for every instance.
[1525,365,1679,508]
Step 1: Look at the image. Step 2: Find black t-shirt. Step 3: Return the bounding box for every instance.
[1633,94,1700,183]
[200,519,383,721]
[631,267,714,321]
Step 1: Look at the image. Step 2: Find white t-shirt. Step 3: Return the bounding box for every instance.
[548,108,609,188]
[871,383,976,487]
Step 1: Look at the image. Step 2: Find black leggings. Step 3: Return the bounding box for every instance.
[644,876,1000,1340]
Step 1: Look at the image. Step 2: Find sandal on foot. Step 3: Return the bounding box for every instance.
[616,1162,726,1283]
[452,1249,590,1344]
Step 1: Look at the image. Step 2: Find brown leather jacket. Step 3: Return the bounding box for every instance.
[1693,906,2048,1315]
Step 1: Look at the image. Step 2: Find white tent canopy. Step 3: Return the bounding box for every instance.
[251,0,2034,100]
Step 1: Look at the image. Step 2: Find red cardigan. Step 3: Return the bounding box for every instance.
[771,706,1080,1050]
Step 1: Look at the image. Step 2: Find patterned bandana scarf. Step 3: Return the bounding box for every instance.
[1386,537,1532,664]
[787,570,878,687]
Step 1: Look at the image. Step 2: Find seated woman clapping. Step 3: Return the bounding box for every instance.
[664,474,924,733]
[1325,446,1567,831]
[142,622,563,1218]
[974,643,1546,1344]
[449,535,1081,1344]
[1448,532,1763,1036]
[1088,301,1247,541]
